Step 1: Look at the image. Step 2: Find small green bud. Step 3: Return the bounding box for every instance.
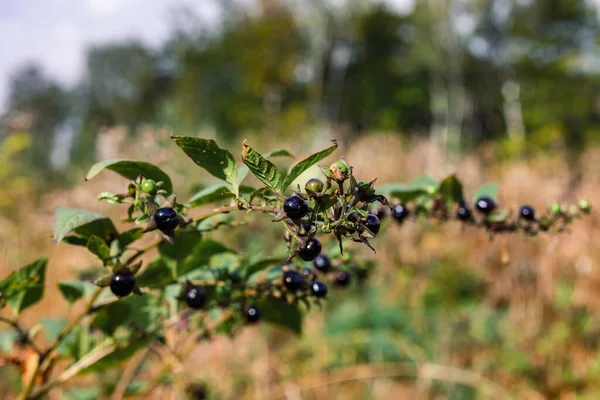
[141,179,157,194]
[330,160,349,181]
[305,178,324,193]
[549,203,562,216]
[578,199,591,213]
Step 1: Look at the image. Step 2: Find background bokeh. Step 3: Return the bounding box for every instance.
[2,0,600,398]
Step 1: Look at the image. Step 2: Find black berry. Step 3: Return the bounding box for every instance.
[311,281,328,298]
[392,204,408,223]
[313,254,331,273]
[335,271,351,286]
[519,205,536,221]
[457,203,472,220]
[185,286,206,309]
[154,207,179,232]
[475,197,496,214]
[246,306,260,323]
[348,212,360,223]
[110,272,135,297]
[369,207,387,221]
[283,196,309,219]
[299,238,322,261]
[365,214,380,235]
[283,270,304,291]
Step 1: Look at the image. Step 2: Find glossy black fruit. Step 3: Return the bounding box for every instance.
[519,205,536,221]
[475,197,496,214]
[457,203,472,220]
[392,204,408,223]
[246,306,260,323]
[364,214,380,235]
[185,286,206,309]
[110,272,135,297]
[311,281,328,298]
[283,270,304,291]
[299,238,322,261]
[313,254,331,273]
[335,271,351,287]
[283,196,309,219]
[348,212,360,223]
[154,207,179,232]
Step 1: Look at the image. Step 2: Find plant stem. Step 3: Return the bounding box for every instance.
[0,316,43,355]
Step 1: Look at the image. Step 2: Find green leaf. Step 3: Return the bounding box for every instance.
[86,236,111,265]
[55,207,117,245]
[242,258,282,279]
[238,148,294,184]
[473,182,499,202]
[158,230,203,261]
[0,258,47,315]
[410,175,439,191]
[282,142,338,191]
[85,159,173,194]
[92,302,130,336]
[119,228,144,248]
[64,387,102,400]
[241,141,284,192]
[0,330,19,353]
[136,258,175,288]
[41,318,68,341]
[172,135,238,194]
[80,338,149,375]
[58,281,96,304]
[176,239,235,277]
[256,299,302,334]
[439,175,464,204]
[487,208,508,223]
[186,183,235,207]
[377,175,439,203]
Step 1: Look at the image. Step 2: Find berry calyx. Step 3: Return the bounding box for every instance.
[246,306,260,323]
[299,238,322,261]
[154,207,179,232]
[391,204,408,223]
[311,281,328,298]
[313,254,331,273]
[283,196,309,219]
[519,205,536,221]
[305,178,324,193]
[110,272,135,297]
[365,214,381,235]
[335,271,351,286]
[283,270,304,291]
[475,197,496,214]
[141,178,157,194]
[185,286,206,309]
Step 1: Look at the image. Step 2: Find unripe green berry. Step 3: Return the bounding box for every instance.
[141,179,157,194]
[329,160,349,181]
[549,203,562,216]
[305,178,324,193]
[578,199,591,213]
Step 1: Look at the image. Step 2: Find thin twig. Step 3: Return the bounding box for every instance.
[0,316,43,355]
[110,347,150,400]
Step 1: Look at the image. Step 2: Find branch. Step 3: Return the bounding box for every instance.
[0,316,42,355]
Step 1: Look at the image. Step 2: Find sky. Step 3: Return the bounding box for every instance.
[0,0,419,112]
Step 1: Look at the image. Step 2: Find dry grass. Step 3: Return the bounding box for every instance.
[1,129,600,399]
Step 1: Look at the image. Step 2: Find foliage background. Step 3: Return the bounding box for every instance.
[1,0,600,398]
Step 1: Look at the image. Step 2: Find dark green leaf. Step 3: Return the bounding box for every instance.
[55,207,117,244]
[136,258,175,288]
[92,302,130,335]
[256,299,302,334]
[0,258,47,315]
[171,136,238,194]
[58,281,96,304]
[86,236,111,265]
[241,141,284,192]
[439,175,463,204]
[119,228,144,248]
[85,159,173,194]
[242,258,283,279]
[176,239,235,277]
[186,183,235,207]
[282,142,338,191]
[473,182,499,202]
[238,148,294,184]
[158,230,203,261]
